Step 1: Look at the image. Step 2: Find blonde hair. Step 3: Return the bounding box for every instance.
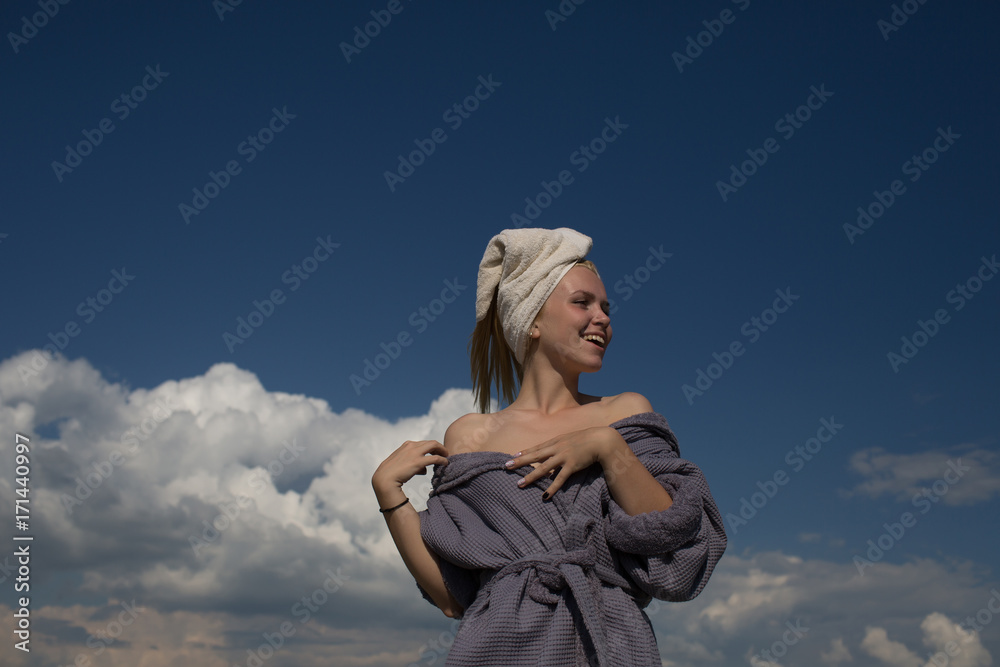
[468,259,599,413]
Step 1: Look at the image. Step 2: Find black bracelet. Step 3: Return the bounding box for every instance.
[378,498,410,514]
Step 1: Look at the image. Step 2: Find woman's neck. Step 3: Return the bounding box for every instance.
[509,359,583,416]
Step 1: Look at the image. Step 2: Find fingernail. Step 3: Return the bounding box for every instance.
[504,459,515,469]
[514,451,522,457]
[542,492,549,500]
[517,479,526,487]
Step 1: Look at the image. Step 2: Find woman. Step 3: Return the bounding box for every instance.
[372,227,727,666]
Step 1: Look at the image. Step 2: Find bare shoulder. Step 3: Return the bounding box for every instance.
[605,392,655,421]
[443,412,497,455]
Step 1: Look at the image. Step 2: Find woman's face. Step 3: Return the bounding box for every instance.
[531,265,612,372]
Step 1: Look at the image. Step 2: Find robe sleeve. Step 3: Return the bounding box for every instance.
[602,416,728,602]
[414,507,482,617]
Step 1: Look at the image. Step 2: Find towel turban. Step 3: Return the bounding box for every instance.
[476,227,593,364]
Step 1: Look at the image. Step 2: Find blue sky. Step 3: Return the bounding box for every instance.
[2,1,999,665]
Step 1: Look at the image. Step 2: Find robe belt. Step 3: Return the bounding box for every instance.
[479,515,614,666]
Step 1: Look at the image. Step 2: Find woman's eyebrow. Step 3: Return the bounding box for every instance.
[571,290,610,307]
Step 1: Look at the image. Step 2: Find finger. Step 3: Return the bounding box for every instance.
[409,454,448,478]
[516,461,558,489]
[514,445,556,465]
[415,440,447,456]
[541,474,569,500]
[403,441,448,461]
[516,466,545,488]
[426,444,448,457]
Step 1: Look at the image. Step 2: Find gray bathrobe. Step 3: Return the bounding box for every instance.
[418,411,727,666]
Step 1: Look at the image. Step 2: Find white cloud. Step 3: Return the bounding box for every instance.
[0,351,473,627]
[822,637,853,665]
[861,613,992,667]
[844,446,1000,506]
[919,612,991,667]
[1,351,997,667]
[644,551,997,667]
[861,626,923,667]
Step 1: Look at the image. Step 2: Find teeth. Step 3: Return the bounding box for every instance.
[583,334,605,347]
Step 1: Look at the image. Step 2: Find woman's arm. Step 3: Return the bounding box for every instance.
[372,440,464,618]
[598,428,674,515]
[507,392,673,515]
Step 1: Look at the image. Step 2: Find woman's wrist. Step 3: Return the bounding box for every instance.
[373,484,407,509]
[378,497,410,514]
[597,426,626,457]
[597,427,633,471]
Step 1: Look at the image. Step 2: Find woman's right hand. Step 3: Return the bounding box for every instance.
[371,440,450,502]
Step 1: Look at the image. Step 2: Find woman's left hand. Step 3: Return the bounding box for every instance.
[504,426,623,499]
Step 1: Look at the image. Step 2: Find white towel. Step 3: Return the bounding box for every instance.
[476,227,593,364]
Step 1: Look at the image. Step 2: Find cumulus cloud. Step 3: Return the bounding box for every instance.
[861,612,991,667]
[644,551,997,667]
[861,627,923,667]
[822,637,853,665]
[1,352,997,667]
[0,351,476,665]
[919,612,992,667]
[844,446,1000,506]
[0,601,449,667]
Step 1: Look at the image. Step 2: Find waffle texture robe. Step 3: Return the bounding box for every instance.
[417,411,727,666]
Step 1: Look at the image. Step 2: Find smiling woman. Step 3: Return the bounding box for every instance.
[371,227,727,666]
